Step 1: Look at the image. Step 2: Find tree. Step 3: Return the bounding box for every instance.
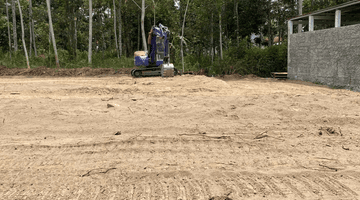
[46,0,60,68]
[75,17,77,55]
[6,0,12,59]
[17,0,30,69]
[267,0,273,46]
[88,0,93,64]
[141,0,147,52]
[11,0,17,51]
[29,19,32,57]
[181,0,190,72]
[118,0,122,57]
[113,0,119,58]
[211,13,214,64]
[298,0,303,33]
[219,4,223,60]
[234,0,239,47]
[30,0,37,57]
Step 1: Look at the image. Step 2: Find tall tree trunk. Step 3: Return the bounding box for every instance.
[6,0,12,59]
[118,0,122,58]
[219,5,223,60]
[298,0,302,33]
[66,2,74,60]
[29,0,35,57]
[74,17,77,57]
[32,24,37,56]
[311,0,314,10]
[152,0,155,26]
[141,0,147,52]
[95,34,98,53]
[235,0,239,47]
[49,31,51,66]
[102,31,105,59]
[138,13,140,51]
[88,0,93,64]
[267,0,272,46]
[113,0,119,58]
[46,0,60,68]
[211,13,213,65]
[29,21,32,57]
[17,0,30,69]
[181,0,190,72]
[32,22,37,56]
[12,0,18,51]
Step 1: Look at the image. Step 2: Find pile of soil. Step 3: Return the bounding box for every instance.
[242,74,258,79]
[221,74,243,80]
[0,65,229,77]
[0,65,134,77]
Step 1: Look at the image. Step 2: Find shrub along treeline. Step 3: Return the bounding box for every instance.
[0,39,287,78]
[0,48,135,70]
[176,38,287,77]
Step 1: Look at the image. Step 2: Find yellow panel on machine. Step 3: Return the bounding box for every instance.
[134,51,146,57]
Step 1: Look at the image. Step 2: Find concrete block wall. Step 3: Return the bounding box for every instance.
[288,24,360,91]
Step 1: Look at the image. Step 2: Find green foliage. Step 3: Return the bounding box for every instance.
[303,0,352,14]
[193,40,288,77]
[238,42,287,77]
[177,38,288,78]
[0,48,134,69]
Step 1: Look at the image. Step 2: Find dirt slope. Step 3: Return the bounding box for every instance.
[0,75,360,199]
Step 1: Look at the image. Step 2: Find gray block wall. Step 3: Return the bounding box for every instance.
[288,24,360,91]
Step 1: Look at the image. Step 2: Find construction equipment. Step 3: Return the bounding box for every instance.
[131,24,178,77]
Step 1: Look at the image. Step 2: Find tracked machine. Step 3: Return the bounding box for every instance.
[131,24,178,78]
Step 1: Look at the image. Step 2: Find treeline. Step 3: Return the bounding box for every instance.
[0,0,353,76]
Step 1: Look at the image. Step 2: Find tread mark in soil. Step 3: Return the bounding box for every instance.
[192,179,207,199]
[280,176,306,198]
[167,180,180,200]
[224,173,251,197]
[327,176,358,196]
[313,176,344,196]
[264,176,286,197]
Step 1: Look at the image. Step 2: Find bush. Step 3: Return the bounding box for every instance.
[0,49,135,69]
[1,41,288,78]
[178,39,288,77]
[231,41,287,77]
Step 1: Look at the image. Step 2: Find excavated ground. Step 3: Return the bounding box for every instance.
[0,74,360,200]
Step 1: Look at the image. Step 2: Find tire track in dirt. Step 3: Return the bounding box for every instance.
[0,138,360,199]
[1,170,359,199]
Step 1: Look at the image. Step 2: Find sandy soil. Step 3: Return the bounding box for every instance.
[0,74,360,200]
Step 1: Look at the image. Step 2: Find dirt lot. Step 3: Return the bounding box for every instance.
[0,73,360,200]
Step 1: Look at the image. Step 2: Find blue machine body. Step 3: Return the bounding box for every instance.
[134,24,170,67]
[134,55,149,66]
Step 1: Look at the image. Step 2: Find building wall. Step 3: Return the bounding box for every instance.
[288,24,360,91]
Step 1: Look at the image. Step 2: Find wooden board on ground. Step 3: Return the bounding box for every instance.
[271,72,287,79]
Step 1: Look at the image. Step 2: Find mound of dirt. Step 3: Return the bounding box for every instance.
[27,66,54,76]
[0,66,24,76]
[0,65,6,71]
[56,68,77,77]
[221,74,243,80]
[242,74,258,79]
[0,65,135,77]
